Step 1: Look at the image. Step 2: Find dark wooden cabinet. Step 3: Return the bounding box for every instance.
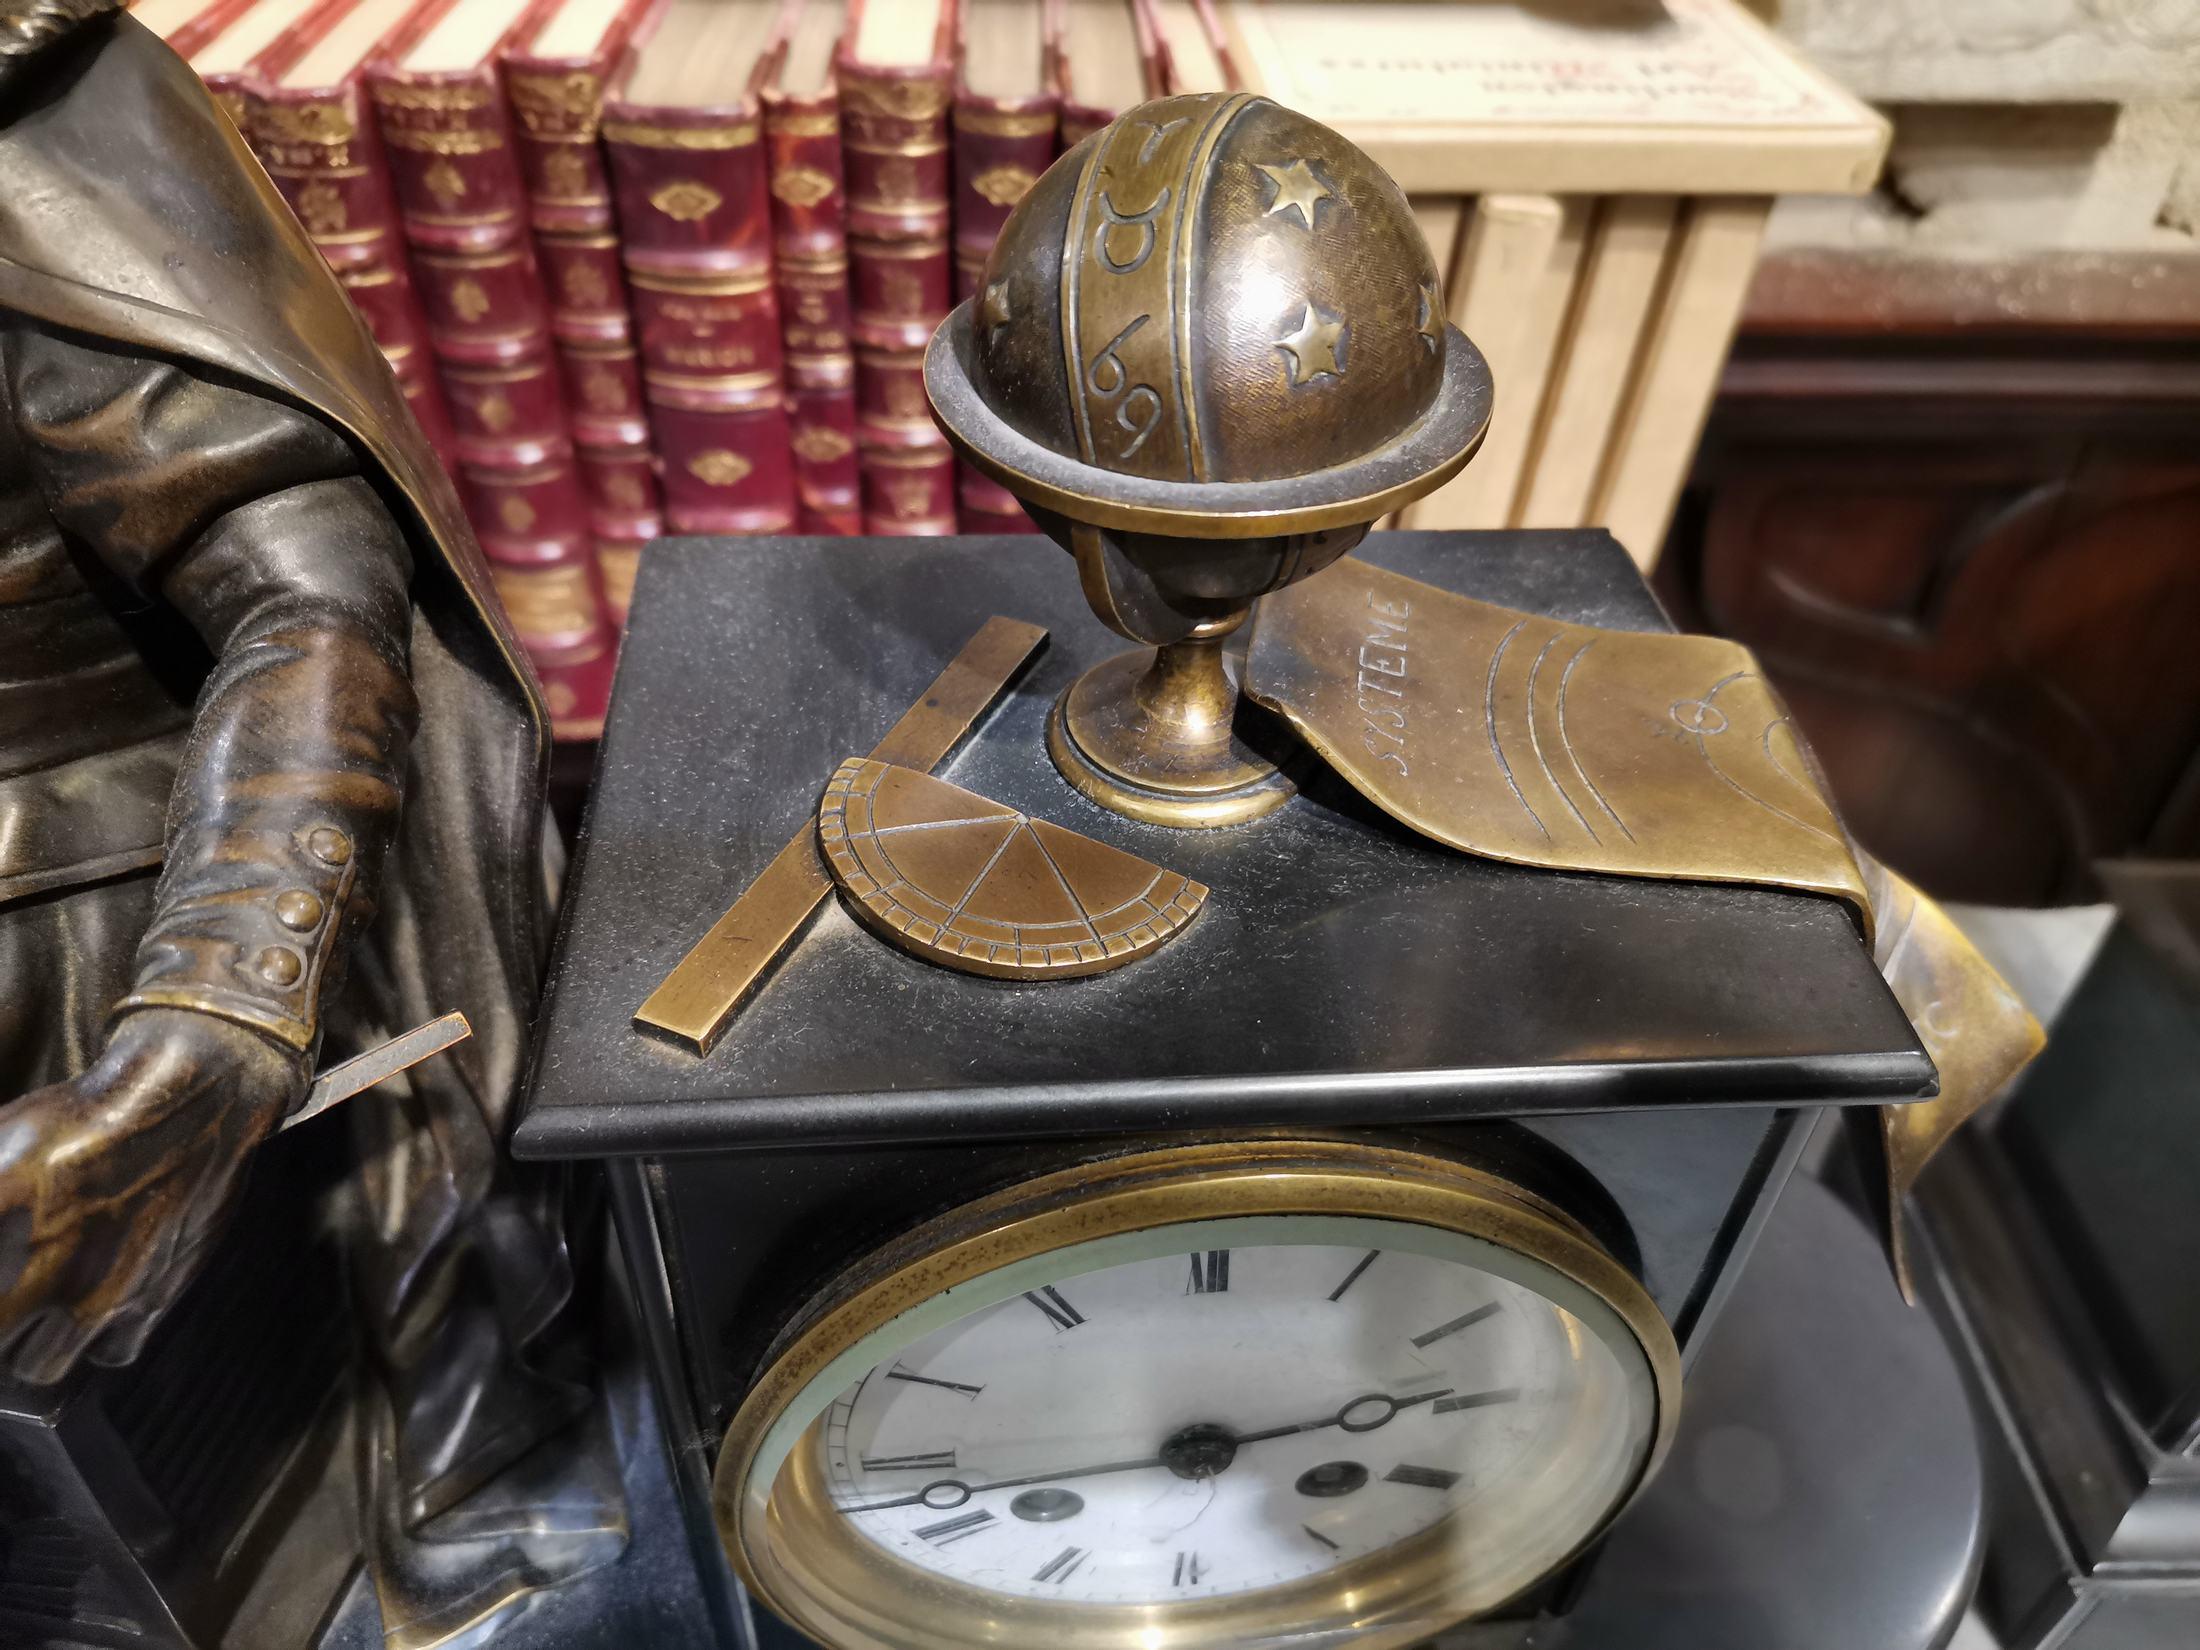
[1660,255,2200,906]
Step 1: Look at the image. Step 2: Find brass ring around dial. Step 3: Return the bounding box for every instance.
[714,1140,1680,1650]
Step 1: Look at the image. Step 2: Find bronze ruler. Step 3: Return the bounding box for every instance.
[634,615,1049,1055]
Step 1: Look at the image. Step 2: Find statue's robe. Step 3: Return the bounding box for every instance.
[0,0,591,1532]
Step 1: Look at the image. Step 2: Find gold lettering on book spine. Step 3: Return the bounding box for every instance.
[651,180,722,222]
[449,279,491,324]
[373,82,493,113]
[841,76,948,124]
[255,100,356,145]
[424,158,467,208]
[492,565,597,636]
[541,145,591,199]
[792,425,854,464]
[972,164,1037,207]
[293,180,347,234]
[561,259,611,309]
[507,71,605,136]
[954,106,1055,139]
[768,109,839,138]
[583,371,629,416]
[603,120,759,149]
[385,127,503,156]
[688,450,754,486]
[772,166,835,208]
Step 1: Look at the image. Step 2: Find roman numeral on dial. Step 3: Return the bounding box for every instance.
[859,1449,957,1471]
[1385,1463,1461,1491]
[1185,1250,1230,1294]
[1327,1250,1380,1301]
[1024,1287,1086,1330]
[914,1509,996,1546]
[1034,1546,1088,1584]
[1411,1302,1500,1348]
[886,1365,984,1397]
[1434,1388,1521,1414]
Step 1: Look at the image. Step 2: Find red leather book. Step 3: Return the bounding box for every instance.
[369,0,577,442]
[766,0,861,533]
[502,0,663,590]
[464,457,618,737]
[372,0,619,733]
[179,0,463,461]
[461,451,595,544]
[951,0,1050,533]
[576,438,659,529]
[603,0,797,534]
[789,364,862,534]
[952,0,1052,300]
[1049,0,1159,148]
[857,428,957,538]
[482,558,620,738]
[841,0,957,535]
[592,510,660,626]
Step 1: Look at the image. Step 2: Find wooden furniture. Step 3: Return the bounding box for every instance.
[1660,248,2200,906]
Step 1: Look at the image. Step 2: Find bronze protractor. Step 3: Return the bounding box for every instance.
[816,758,1208,980]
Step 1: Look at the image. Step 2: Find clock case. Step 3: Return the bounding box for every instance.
[512,530,1933,1635]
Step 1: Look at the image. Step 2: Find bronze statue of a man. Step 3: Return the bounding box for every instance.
[0,0,616,1635]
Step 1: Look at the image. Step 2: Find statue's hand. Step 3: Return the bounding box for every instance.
[0,1008,305,1385]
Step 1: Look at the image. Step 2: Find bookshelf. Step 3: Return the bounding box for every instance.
[145,0,1885,737]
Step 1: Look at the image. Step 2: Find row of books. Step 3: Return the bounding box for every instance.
[134,0,1240,737]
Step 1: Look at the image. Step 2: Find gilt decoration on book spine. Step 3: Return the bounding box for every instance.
[767,79,860,528]
[241,77,455,454]
[607,89,795,533]
[841,53,956,534]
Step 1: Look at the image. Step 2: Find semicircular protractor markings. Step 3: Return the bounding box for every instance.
[817,758,1209,980]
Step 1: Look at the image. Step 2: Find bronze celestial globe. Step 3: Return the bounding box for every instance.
[926,92,1492,826]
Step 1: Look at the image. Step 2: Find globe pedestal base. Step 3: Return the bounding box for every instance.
[1046,643,1296,830]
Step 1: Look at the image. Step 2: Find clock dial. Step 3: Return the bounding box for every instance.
[815,1236,1643,1605]
[718,1144,1677,1650]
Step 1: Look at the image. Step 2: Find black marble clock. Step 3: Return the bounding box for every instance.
[513,530,1930,1650]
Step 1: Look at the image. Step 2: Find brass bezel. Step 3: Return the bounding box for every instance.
[713,1140,1681,1650]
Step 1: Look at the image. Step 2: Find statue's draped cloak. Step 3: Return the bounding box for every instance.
[0,13,559,1345]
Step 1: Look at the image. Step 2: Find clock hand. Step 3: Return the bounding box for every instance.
[1232,1387,1454,1447]
[839,1389,1452,1515]
[839,1453,1169,1515]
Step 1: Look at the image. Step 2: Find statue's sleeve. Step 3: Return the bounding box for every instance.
[3,324,420,1054]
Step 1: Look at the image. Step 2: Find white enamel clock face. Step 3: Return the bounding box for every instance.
[722,1149,1677,1650]
[820,1235,1633,1605]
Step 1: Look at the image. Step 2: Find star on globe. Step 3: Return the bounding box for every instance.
[926,92,1493,827]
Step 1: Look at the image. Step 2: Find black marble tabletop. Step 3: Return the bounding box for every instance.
[515,532,1929,1161]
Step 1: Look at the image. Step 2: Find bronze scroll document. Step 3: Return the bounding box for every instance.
[1245,558,2043,1288]
[1245,560,1874,932]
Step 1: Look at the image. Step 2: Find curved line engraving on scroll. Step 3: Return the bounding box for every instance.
[1555,640,1634,844]
[1524,634,1599,846]
[1685,673,1845,848]
[1484,619,1550,841]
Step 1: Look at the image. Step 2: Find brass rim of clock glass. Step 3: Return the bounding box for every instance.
[713,1140,1680,1650]
[924,307,1493,539]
